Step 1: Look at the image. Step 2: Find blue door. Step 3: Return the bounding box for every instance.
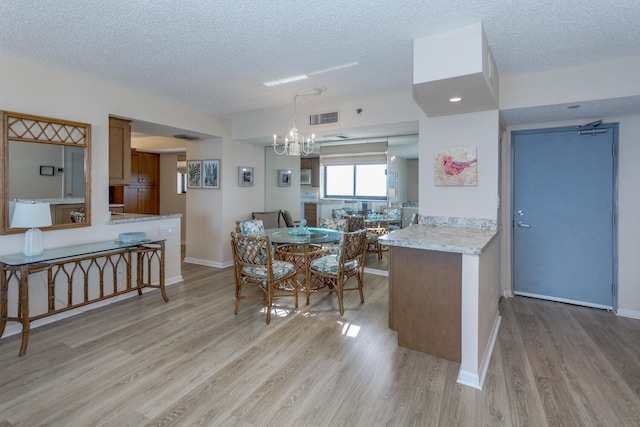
[512,124,617,309]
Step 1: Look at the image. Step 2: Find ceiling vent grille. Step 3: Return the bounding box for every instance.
[173,134,200,141]
[310,111,339,126]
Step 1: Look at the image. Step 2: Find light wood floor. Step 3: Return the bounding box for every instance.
[1,261,639,426]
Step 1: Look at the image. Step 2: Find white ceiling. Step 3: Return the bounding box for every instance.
[1,1,639,139]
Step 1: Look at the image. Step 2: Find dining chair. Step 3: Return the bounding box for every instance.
[69,211,86,223]
[345,214,385,261]
[236,219,265,235]
[383,207,404,230]
[318,217,346,255]
[307,229,366,315]
[230,232,298,324]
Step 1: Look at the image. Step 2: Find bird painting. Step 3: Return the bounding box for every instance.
[442,156,477,176]
[434,146,478,186]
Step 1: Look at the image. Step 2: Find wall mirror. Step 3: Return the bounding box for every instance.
[1,111,91,234]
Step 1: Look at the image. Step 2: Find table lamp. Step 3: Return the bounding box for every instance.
[10,201,52,256]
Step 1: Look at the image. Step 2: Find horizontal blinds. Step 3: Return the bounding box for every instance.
[320,141,388,166]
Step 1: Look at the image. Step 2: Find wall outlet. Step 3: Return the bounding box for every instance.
[159,225,174,235]
[116,267,124,281]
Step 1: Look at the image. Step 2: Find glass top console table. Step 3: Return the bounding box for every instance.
[0,238,167,356]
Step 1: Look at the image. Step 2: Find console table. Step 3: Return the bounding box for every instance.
[0,238,167,356]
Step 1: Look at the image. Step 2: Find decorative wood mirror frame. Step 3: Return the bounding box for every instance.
[1,111,92,234]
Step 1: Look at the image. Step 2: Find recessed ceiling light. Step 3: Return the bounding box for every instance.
[449,97,462,103]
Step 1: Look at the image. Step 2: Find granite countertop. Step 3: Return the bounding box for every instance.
[15,198,84,205]
[378,224,498,255]
[109,213,182,224]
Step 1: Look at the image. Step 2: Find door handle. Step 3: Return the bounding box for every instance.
[517,221,531,228]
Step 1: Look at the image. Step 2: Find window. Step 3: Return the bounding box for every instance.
[320,141,389,199]
[324,163,387,199]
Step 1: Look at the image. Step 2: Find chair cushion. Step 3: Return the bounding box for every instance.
[240,220,265,235]
[310,255,357,275]
[242,260,296,280]
[322,244,341,255]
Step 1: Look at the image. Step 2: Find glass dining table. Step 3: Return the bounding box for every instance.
[264,227,343,304]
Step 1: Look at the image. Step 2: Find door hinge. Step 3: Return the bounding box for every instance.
[612,213,616,227]
[612,144,616,157]
[612,283,616,296]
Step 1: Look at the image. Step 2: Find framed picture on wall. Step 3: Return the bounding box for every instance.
[187,160,202,188]
[202,159,220,189]
[434,146,477,186]
[238,166,254,187]
[277,169,291,187]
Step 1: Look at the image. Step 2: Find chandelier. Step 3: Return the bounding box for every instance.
[273,89,324,156]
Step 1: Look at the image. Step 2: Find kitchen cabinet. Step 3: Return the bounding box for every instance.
[123,150,159,214]
[124,186,158,214]
[304,203,317,227]
[131,151,159,186]
[108,117,131,185]
[300,157,320,187]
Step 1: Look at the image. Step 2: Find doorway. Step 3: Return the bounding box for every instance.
[511,123,617,309]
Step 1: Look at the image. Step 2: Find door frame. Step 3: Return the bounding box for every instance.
[510,123,619,311]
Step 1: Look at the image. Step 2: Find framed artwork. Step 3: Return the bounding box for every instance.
[238,166,254,187]
[277,169,291,187]
[39,165,55,176]
[187,160,202,188]
[434,146,477,186]
[202,159,220,189]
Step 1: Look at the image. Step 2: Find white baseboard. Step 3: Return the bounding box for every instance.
[617,308,640,319]
[364,267,388,277]
[1,275,183,339]
[183,257,232,268]
[457,314,502,390]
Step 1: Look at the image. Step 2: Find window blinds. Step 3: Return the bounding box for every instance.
[319,141,388,165]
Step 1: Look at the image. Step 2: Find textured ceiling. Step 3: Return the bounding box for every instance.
[0,0,639,125]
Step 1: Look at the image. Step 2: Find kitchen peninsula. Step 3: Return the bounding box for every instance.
[379,216,501,390]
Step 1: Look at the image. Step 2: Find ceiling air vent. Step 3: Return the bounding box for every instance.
[309,111,339,126]
[173,134,200,141]
[322,133,350,140]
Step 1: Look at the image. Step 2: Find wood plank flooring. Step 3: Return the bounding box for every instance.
[1,260,639,426]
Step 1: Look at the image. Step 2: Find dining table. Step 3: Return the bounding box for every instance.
[264,227,343,304]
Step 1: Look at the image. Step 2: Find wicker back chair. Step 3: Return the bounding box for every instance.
[230,232,298,324]
[307,229,366,314]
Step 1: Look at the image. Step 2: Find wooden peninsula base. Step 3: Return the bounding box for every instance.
[379,220,501,390]
[388,246,462,363]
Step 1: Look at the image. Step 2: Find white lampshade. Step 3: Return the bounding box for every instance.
[11,202,52,229]
[11,202,52,256]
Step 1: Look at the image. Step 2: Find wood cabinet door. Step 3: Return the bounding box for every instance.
[123,186,139,213]
[138,187,159,214]
[130,151,159,185]
[108,118,131,185]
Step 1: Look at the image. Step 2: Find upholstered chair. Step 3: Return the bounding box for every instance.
[307,230,367,315]
[230,232,298,324]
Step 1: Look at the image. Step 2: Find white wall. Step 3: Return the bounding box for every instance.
[159,153,186,243]
[0,54,236,335]
[231,91,418,144]
[500,56,640,109]
[265,147,301,219]
[406,159,419,203]
[419,109,500,220]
